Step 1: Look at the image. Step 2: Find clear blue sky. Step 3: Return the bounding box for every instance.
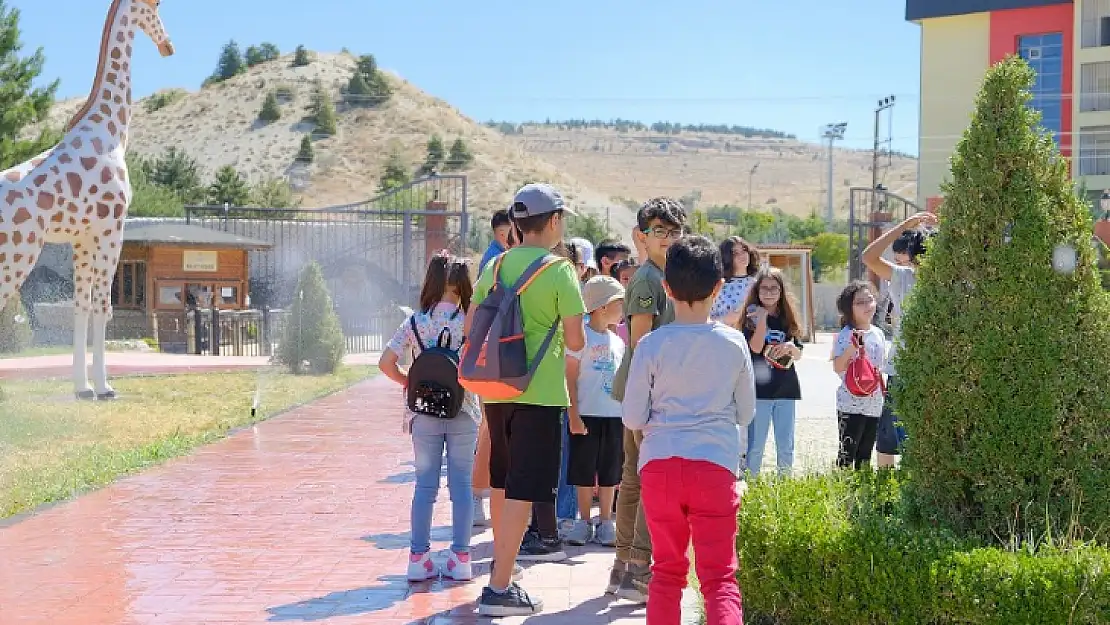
[15,0,923,154]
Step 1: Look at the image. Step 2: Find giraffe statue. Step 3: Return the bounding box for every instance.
[0,0,174,399]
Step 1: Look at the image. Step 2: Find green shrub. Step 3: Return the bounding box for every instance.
[895,55,1110,543]
[737,473,1110,624]
[312,87,337,136]
[0,294,32,354]
[258,91,282,122]
[143,88,186,113]
[275,262,345,374]
[295,135,314,163]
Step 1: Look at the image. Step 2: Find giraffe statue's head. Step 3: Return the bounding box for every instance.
[132,0,174,57]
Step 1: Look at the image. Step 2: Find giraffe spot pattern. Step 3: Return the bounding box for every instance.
[12,232,21,245]
[36,192,54,209]
[12,207,32,225]
[32,174,47,187]
[58,153,72,165]
[67,172,84,195]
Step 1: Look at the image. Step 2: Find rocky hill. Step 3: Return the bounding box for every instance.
[41,49,918,231]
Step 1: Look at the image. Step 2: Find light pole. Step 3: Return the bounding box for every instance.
[822,122,848,224]
[747,162,759,212]
[872,96,896,191]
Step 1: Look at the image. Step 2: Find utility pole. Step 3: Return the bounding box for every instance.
[872,95,897,195]
[747,162,759,211]
[821,122,848,224]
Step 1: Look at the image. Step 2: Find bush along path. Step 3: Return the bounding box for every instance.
[733,56,1110,624]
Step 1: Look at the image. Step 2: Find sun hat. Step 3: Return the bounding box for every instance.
[582,275,625,312]
[568,237,598,269]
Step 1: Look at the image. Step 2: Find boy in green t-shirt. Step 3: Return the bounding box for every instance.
[608,196,687,603]
[470,183,587,617]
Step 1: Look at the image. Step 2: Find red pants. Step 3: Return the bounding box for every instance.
[640,458,743,625]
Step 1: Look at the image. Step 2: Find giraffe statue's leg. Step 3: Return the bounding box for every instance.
[71,242,98,400]
[91,247,119,399]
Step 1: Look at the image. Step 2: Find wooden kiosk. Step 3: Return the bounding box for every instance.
[758,244,816,342]
[112,223,272,349]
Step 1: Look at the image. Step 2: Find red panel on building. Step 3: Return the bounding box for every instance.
[989,5,1074,157]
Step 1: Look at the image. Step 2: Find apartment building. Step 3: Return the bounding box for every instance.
[909,0,1110,206]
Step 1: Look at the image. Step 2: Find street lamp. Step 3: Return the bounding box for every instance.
[822,122,848,224]
[747,162,759,212]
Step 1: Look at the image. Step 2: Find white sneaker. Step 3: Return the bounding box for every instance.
[407,551,437,581]
[444,551,473,581]
[473,496,490,527]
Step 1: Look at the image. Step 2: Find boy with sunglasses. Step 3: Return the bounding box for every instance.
[607,196,687,603]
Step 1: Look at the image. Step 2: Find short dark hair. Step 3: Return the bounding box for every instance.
[512,202,562,234]
[664,235,722,304]
[595,239,631,268]
[491,209,511,230]
[610,258,637,279]
[720,236,761,278]
[637,196,687,231]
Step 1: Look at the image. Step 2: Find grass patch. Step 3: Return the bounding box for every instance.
[0,365,375,518]
[0,345,74,358]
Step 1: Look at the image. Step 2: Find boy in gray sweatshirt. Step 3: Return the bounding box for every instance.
[622,235,755,625]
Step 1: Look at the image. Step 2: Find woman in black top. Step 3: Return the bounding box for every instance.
[741,267,803,477]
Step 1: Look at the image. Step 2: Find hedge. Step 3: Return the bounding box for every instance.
[736,472,1110,625]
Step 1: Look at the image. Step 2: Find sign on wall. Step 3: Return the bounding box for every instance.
[183,250,218,272]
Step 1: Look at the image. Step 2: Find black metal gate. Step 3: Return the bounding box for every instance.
[184,174,469,354]
[847,186,922,282]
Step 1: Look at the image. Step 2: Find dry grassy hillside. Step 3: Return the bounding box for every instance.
[43,52,635,231]
[507,125,919,217]
[41,49,918,230]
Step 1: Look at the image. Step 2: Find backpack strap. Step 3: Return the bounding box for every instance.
[512,254,565,294]
[492,253,510,289]
[408,315,426,352]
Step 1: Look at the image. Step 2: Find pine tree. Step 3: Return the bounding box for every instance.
[897,56,1110,542]
[344,71,372,105]
[445,137,473,169]
[292,45,311,67]
[245,45,263,67]
[356,54,377,79]
[149,146,205,203]
[313,89,337,136]
[207,165,251,206]
[214,40,245,81]
[296,134,314,163]
[251,177,299,209]
[275,262,345,374]
[0,1,61,169]
[258,42,281,62]
[258,91,282,122]
[379,149,410,193]
[420,134,445,175]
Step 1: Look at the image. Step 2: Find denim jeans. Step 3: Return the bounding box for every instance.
[410,415,478,554]
[746,399,797,477]
[555,411,578,520]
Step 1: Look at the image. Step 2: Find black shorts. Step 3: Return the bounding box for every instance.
[484,403,563,503]
[876,376,907,455]
[567,416,624,487]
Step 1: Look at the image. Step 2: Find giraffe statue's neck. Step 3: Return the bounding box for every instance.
[65,0,135,149]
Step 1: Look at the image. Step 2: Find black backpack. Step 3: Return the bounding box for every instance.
[406,313,465,419]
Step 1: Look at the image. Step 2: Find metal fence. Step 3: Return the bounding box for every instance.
[183,174,469,354]
[847,187,920,282]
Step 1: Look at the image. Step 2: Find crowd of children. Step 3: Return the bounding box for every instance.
[377,182,937,623]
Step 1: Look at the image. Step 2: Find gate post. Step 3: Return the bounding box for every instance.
[425,200,448,265]
[402,212,412,299]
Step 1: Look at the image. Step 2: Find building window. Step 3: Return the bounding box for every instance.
[1078,126,1110,176]
[111,260,146,309]
[1081,62,1110,112]
[1019,33,1063,139]
[1082,0,1110,48]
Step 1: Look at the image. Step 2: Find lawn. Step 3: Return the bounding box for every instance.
[0,365,375,519]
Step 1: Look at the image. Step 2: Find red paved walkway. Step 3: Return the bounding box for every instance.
[0,376,648,624]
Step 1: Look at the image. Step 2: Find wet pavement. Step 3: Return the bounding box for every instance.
[0,376,649,624]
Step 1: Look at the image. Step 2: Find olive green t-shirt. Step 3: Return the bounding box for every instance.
[611,259,673,400]
[473,246,587,407]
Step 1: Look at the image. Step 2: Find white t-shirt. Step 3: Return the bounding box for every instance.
[710,276,755,325]
[885,265,917,375]
[831,325,888,417]
[567,325,626,417]
[386,302,481,431]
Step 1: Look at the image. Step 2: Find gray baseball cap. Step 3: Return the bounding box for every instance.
[510,183,577,219]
